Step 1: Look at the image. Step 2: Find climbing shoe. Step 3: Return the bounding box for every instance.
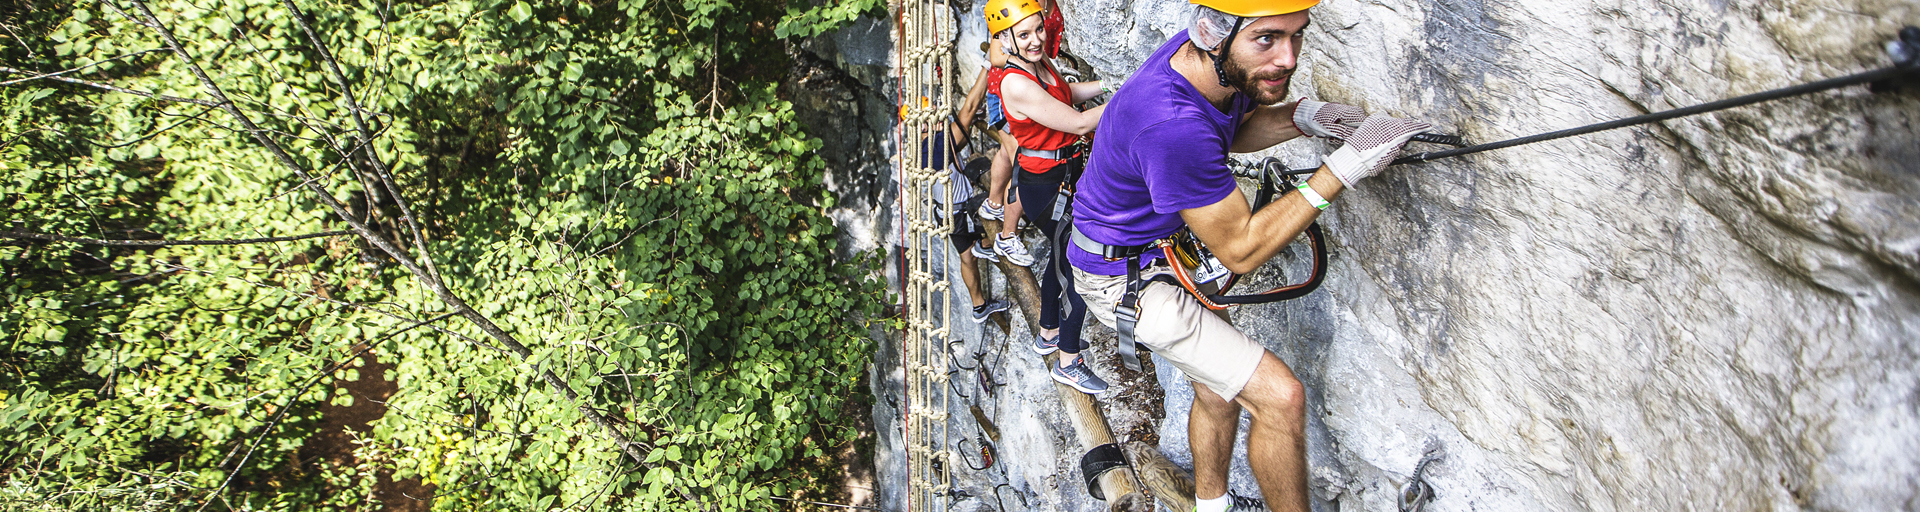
[977,199,1005,221]
[972,299,1010,323]
[1030,332,1059,355]
[994,233,1034,267]
[1050,356,1109,394]
[971,241,999,262]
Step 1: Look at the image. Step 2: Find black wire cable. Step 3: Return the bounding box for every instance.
[1394,29,1919,166]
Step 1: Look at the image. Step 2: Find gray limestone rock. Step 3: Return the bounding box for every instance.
[833,0,1920,510]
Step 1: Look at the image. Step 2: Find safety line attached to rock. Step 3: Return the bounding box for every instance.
[1393,26,1919,166]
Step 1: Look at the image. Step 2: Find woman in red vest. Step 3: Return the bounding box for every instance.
[985,0,1113,394]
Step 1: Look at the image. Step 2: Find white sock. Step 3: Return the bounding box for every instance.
[1194,493,1231,512]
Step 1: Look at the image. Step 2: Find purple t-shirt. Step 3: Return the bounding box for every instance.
[1069,30,1251,276]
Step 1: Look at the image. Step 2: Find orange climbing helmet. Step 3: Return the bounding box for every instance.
[984,0,1044,35]
[1189,0,1319,17]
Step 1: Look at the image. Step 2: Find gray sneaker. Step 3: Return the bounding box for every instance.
[1031,332,1059,355]
[971,241,999,262]
[993,233,1034,267]
[972,299,1010,323]
[1050,356,1109,394]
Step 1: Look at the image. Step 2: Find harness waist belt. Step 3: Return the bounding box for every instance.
[1018,146,1070,160]
[1071,227,1155,260]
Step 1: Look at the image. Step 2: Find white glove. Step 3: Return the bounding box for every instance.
[1324,114,1432,188]
[1292,99,1367,140]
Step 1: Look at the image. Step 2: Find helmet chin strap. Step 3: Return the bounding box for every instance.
[1001,32,1042,67]
[1204,16,1246,88]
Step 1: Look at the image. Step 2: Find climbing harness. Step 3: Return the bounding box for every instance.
[1072,159,1331,369]
[1394,26,1920,166]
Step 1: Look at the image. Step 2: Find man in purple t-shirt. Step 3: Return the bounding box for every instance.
[1068,1,1433,511]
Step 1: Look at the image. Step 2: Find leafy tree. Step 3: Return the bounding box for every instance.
[1,0,887,509]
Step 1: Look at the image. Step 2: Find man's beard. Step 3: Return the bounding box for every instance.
[1223,55,1292,106]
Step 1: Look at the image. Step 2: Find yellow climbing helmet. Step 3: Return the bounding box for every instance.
[1189,0,1319,17]
[984,0,1044,35]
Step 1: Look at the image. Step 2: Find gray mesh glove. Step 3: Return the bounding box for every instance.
[1293,99,1367,140]
[1324,114,1433,188]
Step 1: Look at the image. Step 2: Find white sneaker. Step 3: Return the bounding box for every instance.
[977,199,1005,221]
[993,233,1034,267]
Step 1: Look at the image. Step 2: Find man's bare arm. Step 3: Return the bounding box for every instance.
[1230,101,1306,153]
[1179,166,1343,274]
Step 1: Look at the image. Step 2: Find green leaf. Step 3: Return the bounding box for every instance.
[509,1,534,22]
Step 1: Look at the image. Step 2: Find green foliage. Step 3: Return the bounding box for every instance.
[1,0,884,509]
[775,0,885,39]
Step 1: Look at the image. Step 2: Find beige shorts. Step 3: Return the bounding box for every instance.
[1074,266,1266,401]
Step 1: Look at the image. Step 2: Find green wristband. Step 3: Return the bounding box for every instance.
[1296,182,1330,210]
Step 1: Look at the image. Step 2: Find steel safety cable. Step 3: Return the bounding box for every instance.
[1394,27,1919,166]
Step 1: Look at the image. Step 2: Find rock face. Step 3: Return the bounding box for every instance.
[821,0,1920,510]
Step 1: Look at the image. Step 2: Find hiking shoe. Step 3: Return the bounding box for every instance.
[978,199,1005,221]
[972,299,1010,323]
[971,241,999,262]
[994,233,1034,267]
[1051,356,1109,394]
[1031,332,1059,355]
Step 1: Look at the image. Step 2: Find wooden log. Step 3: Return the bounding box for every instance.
[980,216,1150,512]
[1053,378,1151,512]
[982,253,1011,333]
[1127,440,1198,512]
[969,403,1000,443]
[980,217,1044,329]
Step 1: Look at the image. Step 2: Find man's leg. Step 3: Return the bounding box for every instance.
[1190,380,1243,502]
[1233,351,1310,512]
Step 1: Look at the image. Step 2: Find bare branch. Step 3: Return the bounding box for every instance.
[280,0,443,284]
[120,2,706,508]
[0,229,353,246]
[0,49,166,86]
[0,65,217,106]
[152,258,510,355]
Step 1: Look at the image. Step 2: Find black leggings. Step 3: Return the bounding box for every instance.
[1015,176,1089,355]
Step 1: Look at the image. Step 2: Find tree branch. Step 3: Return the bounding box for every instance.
[0,48,166,86]
[0,229,353,246]
[281,0,443,284]
[121,1,707,509]
[0,65,218,106]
